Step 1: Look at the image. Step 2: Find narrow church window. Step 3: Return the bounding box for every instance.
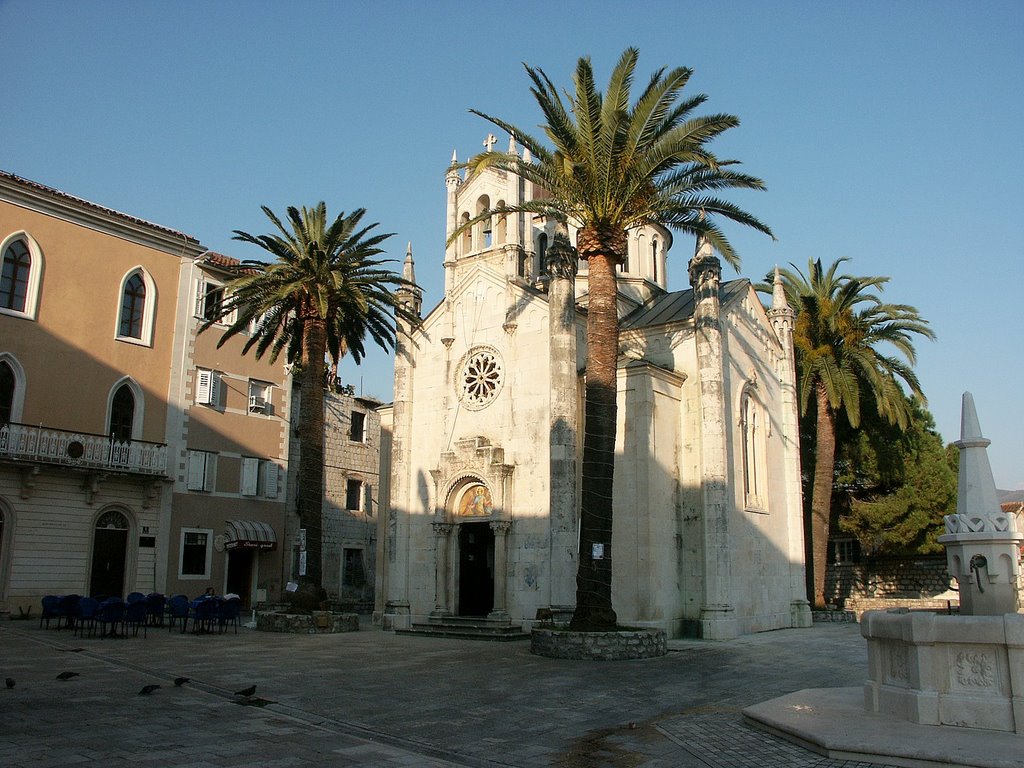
[651,237,659,282]
[0,238,30,312]
[537,233,548,273]
[741,392,765,511]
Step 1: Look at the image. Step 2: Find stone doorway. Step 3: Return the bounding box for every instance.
[89,511,128,599]
[458,522,494,616]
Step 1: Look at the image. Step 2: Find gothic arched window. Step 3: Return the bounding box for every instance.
[1,238,30,313]
[109,383,135,442]
[0,361,14,425]
[119,273,146,338]
[741,389,766,511]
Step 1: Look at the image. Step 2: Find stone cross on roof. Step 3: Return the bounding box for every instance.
[483,134,497,152]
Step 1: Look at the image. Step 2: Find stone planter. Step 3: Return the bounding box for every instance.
[530,627,667,660]
[256,610,359,634]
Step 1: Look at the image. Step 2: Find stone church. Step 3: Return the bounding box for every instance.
[376,138,812,639]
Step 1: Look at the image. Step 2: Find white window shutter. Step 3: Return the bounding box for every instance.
[195,279,205,318]
[209,371,220,406]
[187,451,203,490]
[202,453,216,491]
[262,461,279,498]
[241,457,259,496]
[196,369,212,404]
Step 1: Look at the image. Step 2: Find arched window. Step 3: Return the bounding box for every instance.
[0,354,25,424]
[495,199,508,244]
[115,267,156,345]
[741,389,766,511]
[460,212,472,255]
[0,232,43,320]
[1,239,30,312]
[106,377,144,442]
[109,384,135,442]
[0,360,14,424]
[119,273,146,338]
[651,237,659,282]
[537,233,548,274]
[475,195,491,251]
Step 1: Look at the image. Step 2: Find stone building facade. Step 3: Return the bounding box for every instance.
[377,143,812,639]
[287,385,381,609]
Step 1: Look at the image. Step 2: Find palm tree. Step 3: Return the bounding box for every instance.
[459,48,773,630]
[204,203,412,595]
[770,257,935,608]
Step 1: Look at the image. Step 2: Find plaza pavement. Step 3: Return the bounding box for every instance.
[0,618,920,767]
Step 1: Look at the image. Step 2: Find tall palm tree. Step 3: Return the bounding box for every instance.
[771,257,935,608]
[459,48,773,630]
[204,203,412,594]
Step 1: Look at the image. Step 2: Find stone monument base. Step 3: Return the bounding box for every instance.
[861,609,1023,734]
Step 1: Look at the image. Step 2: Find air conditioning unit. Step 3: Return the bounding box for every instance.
[249,395,267,414]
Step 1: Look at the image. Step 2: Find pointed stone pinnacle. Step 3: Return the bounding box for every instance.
[960,391,985,443]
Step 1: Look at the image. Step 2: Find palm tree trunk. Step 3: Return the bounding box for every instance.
[571,250,619,631]
[298,317,327,593]
[810,384,836,609]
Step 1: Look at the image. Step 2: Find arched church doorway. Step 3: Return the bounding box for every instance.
[457,522,494,616]
[89,510,129,598]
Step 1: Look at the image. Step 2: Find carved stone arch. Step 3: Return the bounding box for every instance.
[431,436,514,523]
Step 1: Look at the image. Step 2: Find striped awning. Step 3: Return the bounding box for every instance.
[224,520,277,551]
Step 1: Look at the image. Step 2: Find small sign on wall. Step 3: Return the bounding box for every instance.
[592,543,605,560]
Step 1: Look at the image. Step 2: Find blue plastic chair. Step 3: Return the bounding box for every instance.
[57,594,81,630]
[145,593,166,626]
[39,596,62,629]
[166,594,190,633]
[96,599,125,638]
[74,597,100,638]
[126,591,146,604]
[122,600,148,638]
[192,598,218,634]
[218,598,242,634]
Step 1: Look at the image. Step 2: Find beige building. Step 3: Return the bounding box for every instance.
[378,145,812,639]
[0,172,290,613]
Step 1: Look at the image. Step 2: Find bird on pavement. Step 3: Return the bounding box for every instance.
[173,677,190,687]
[56,672,79,680]
[5,678,14,689]
[234,685,257,697]
[138,684,160,695]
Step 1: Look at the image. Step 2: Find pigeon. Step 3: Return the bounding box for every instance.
[56,671,79,681]
[173,677,190,687]
[138,684,160,695]
[5,678,14,689]
[234,685,257,697]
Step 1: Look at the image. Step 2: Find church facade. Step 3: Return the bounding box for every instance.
[377,140,812,639]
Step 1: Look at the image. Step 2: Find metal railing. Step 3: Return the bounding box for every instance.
[0,422,168,476]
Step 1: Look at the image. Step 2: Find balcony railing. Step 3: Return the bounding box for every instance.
[0,422,168,476]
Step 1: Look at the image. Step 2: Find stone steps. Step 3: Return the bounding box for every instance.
[395,616,530,642]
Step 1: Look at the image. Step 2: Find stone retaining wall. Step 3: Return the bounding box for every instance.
[256,611,359,634]
[530,628,667,660]
[826,556,956,606]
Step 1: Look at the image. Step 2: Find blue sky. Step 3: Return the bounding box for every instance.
[2,1,1021,489]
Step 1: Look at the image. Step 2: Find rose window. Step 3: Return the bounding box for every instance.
[459,348,503,409]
